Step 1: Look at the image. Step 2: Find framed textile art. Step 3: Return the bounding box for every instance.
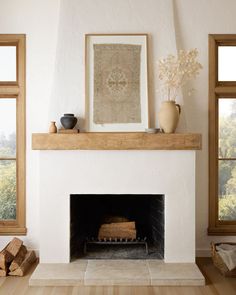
[85,34,149,132]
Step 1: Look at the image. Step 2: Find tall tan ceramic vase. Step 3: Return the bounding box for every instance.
[158,101,181,133]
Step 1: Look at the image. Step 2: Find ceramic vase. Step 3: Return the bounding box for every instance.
[60,114,77,129]
[49,121,57,133]
[158,101,181,133]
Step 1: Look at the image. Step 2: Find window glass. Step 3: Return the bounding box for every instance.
[0,46,17,81]
[218,99,236,158]
[0,99,16,158]
[0,160,16,220]
[218,98,236,221]
[219,160,236,220]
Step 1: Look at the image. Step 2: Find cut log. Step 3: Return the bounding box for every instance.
[98,221,137,239]
[100,221,135,230]
[98,228,136,239]
[6,238,23,257]
[0,269,7,277]
[9,245,27,272]
[0,238,23,270]
[102,215,130,224]
[8,251,36,277]
[0,249,14,270]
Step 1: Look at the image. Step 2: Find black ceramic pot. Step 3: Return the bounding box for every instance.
[60,114,77,129]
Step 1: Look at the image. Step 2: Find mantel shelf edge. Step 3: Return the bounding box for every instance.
[32,132,202,150]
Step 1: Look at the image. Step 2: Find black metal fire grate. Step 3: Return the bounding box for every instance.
[84,237,149,255]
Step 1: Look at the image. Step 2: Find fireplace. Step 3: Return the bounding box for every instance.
[30,139,204,285]
[37,150,196,263]
[70,194,164,260]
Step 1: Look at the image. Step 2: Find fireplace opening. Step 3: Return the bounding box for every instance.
[70,194,164,260]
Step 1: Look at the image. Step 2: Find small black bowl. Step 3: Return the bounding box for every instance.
[60,114,77,129]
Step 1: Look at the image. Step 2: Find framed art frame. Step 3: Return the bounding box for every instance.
[85,34,149,132]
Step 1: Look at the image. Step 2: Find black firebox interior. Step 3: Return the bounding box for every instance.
[70,194,164,260]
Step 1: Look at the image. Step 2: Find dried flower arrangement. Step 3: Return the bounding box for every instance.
[158,48,203,101]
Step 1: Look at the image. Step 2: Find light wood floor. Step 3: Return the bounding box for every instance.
[0,258,235,295]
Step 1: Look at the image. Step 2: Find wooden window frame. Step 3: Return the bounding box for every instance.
[208,34,236,235]
[0,34,26,235]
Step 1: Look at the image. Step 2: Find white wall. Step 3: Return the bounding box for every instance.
[173,0,236,255]
[49,0,178,130]
[0,0,60,250]
[0,0,236,254]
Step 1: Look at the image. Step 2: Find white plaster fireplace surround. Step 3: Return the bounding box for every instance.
[32,0,203,285]
[39,150,196,263]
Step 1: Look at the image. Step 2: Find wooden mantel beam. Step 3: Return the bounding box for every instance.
[32,133,202,151]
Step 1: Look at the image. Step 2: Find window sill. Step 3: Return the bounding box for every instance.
[208,225,236,236]
[0,227,27,236]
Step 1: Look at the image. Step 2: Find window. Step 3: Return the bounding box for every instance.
[0,35,26,235]
[209,35,236,235]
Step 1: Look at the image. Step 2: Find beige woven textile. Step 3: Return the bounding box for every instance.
[93,44,141,124]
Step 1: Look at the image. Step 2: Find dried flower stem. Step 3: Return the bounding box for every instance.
[158,49,203,102]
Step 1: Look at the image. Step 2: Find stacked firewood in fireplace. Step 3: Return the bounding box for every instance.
[98,216,137,239]
[0,238,36,276]
[84,216,148,254]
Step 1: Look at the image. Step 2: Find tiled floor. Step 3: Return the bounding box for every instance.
[29,260,205,286]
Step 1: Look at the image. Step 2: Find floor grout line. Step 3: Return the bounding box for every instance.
[145,259,152,286]
[82,259,89,286]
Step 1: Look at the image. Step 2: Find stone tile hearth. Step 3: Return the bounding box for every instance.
[85,260,150,286]
[29,261,87,286]
[148,260,205,286]
[29,260,205,286]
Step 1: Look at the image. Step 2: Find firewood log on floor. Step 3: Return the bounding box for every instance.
[0,249,14,270]
[0,238,36,276]
[0,269,7,277]
[9,245,27,272]
[6,237,23,257]
[9,251,36,277]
